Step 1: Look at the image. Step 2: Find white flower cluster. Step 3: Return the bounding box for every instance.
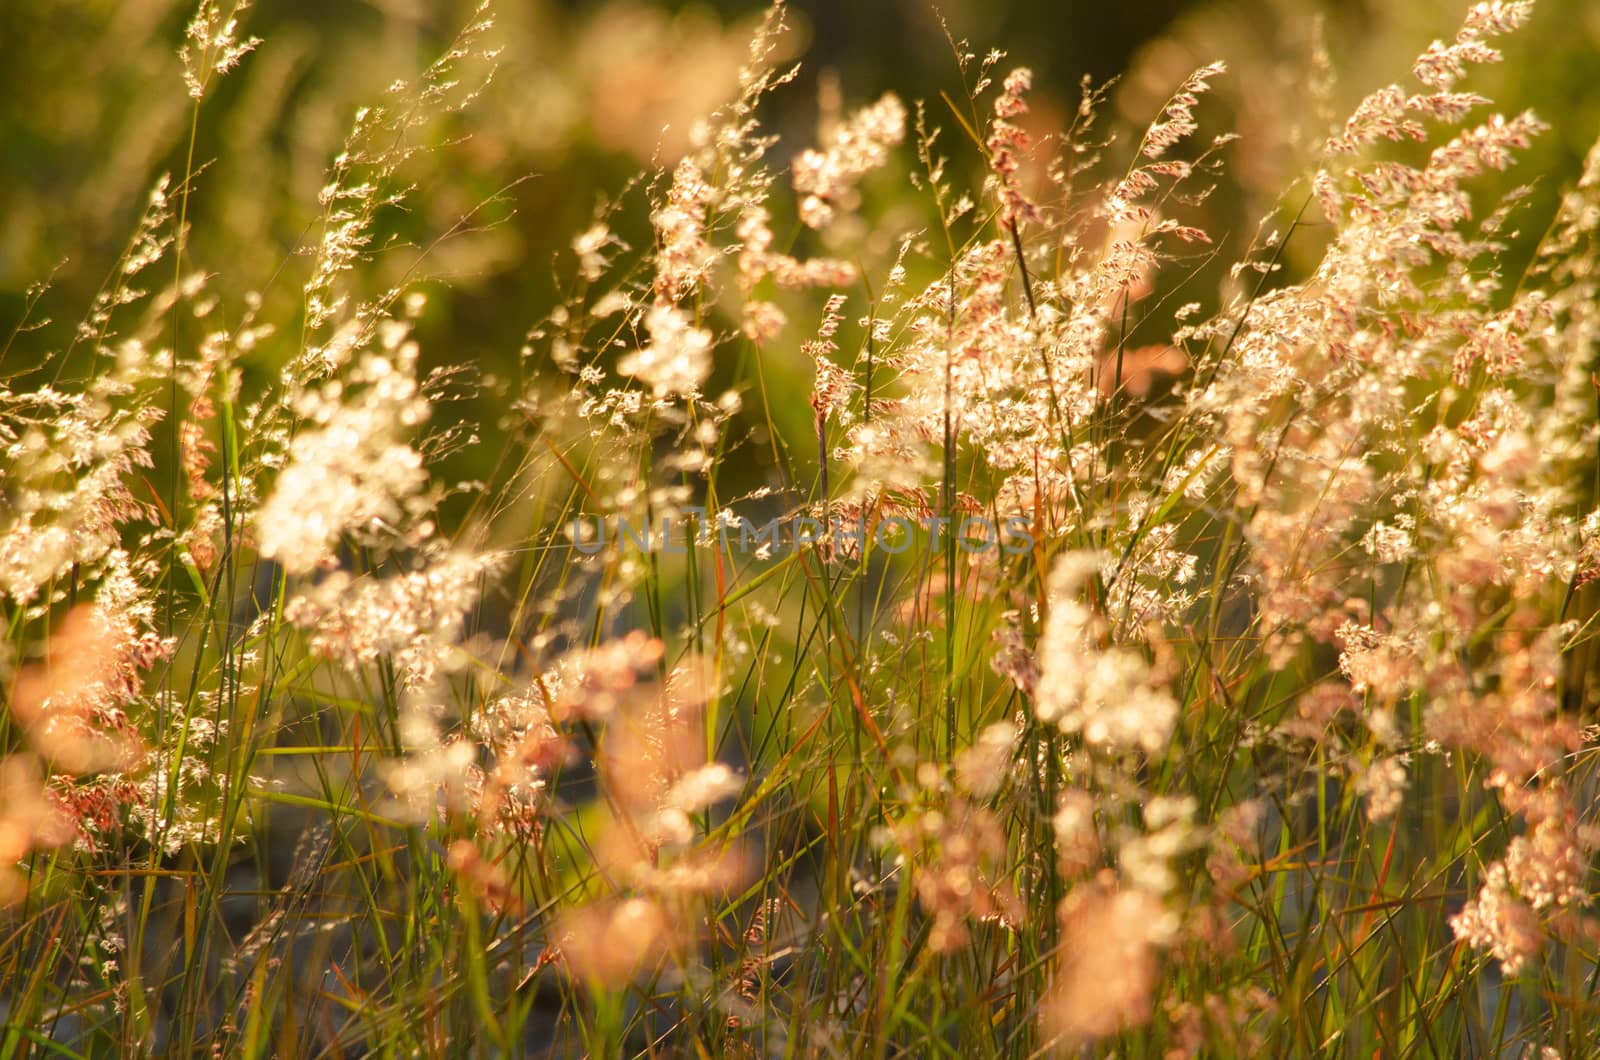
[1034,553,1177,755]
[257,344,432,574]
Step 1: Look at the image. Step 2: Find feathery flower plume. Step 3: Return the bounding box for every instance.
[793,93,906,229]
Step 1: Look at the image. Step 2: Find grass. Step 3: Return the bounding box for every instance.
[3,0,1600,1056]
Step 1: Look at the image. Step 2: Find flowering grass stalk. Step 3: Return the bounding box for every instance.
[3,0,1600,1055]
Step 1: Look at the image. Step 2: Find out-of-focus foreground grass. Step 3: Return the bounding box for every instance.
[4,0,1600,1056]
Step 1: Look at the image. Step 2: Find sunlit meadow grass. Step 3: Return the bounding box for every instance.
[3,1,1600,1055]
